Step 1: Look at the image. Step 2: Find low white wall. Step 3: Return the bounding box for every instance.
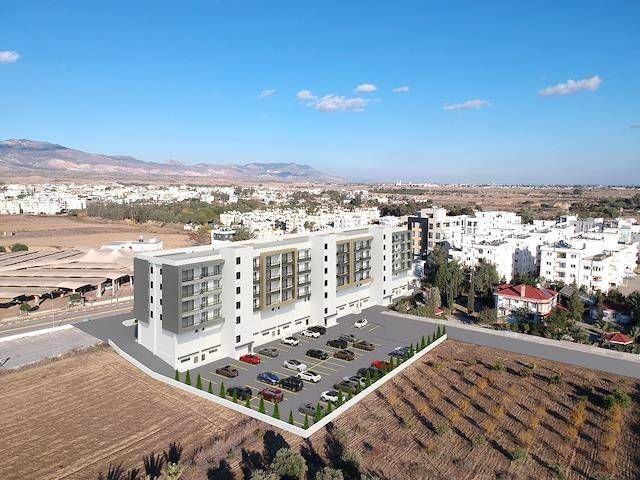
[109,334,447,438]
[0,324,73,343]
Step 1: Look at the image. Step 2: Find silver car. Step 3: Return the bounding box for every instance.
[258,347,279,358]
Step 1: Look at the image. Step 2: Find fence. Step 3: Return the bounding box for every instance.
[109,333,447,438]
[385,311,640,379]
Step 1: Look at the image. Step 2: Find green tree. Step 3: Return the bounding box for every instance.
[195,373,203,390]
[518,208,534,225]
[365,370,372,387]
[315,466,345,480]
[219,381,226,399]
[10,243,28,252]
[474,260,500,298]
[232,389,238,403]
[208,381,213,394]
[245,396,251,408]
[423,245,447,285]
[314,402,323,422]
[232,227,255,241]
[303,414,310,429]
[270,448,308,480]
[435,260,463,308]
[19,302,31,315]
[626,291,640,326]
[251,470,279,480]
[567,291,585,322]
[259,397,266,413]
[272,402,280,420]
[467,271,476,314]
[326,401,333,414]
[174,370,180,381]
[184,370,191,386]
[478,307,498,324]
[0,246,5,253]
[337,390,344,406]
[420,335,426,349]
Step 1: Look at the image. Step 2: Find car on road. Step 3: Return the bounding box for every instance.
[283,359,308,372]
[280,376,304,392]
[388,346,410,358]
[258,347,279,358]
[308,325,327,335]
[259,387,284,403]
[352,340,375,351]
[298,370,322,383]
[326,339,348,349]
[215,365,239,378]
[356,366,382,379]
[371,360,392,371]
[227,386,252,401]
[339,334,357,343]
[300,329,320,338]
[299,402,325,417]
[257,371,280,385]
[306,348,329,360]
[239,354,261,365]
[343,375,366,388]
[321,390,340,403]
[333,380,358,394]
[333,349,356,361]
[354,318,368,328]
[281,336,300,346]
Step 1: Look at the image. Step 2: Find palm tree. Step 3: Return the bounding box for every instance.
[143,452,165,480]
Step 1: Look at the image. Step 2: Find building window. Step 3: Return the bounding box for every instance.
[236,301,241,309]
[150,281,153,288]
[324,267,328,274]
[324,280,328,286]
[324,255,328,262]
[324,243,328,250]
[324,292,328,298]
[236,316,241,324]
[150,311,153,318]
[324,307,328,314]
[236,335,241,343]
[236,286,241,294]
[236,272,241,280]
[160,314,162,320]
[150,296,153,303]
[236,257,241,265]
[150,266,153,274]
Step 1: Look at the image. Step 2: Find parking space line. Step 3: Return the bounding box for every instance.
[202,376,217,385]
[229,361,249,370]
[209,371,236,381]
[369,325,380,332]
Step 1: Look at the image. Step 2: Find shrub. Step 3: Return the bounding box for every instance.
[552,463,568,480]
[315,466,344,480]
[471,434,486,448]
[548,374,563,386]
[510,448,526,461]
[603,389,631,409]
[270,448,307,479]
[10,243,28,252]
[491,359,505,372]
[19,302,31,314]
[435,422,450,435]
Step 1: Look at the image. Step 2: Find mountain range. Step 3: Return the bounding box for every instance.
[0,139,343,183]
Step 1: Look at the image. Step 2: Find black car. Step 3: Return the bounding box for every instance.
[280,376,304,392]
[306,348,329,360]
[299,402,325,417]
[226,386,252,401]
[258,347,279,358]
[308,325,327,335]
[352,340,375,351]
[356,367,382,379]
[326,339,348,349]
[215,365,239,378]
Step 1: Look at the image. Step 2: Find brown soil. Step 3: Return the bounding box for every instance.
[2,341,638,480]
[0,214,192,250]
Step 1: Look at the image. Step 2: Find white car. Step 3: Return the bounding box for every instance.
[300,329,320,338]
[298,370,322,383]
[354,318,368,328]
[283,359,308,372]
[321,390,340,403]
[281,336,299,346]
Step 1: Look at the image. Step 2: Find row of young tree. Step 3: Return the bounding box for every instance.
[0,243,28,252]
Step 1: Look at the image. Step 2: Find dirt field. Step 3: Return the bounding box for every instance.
[2,341,638,480]
[0,214,192,250]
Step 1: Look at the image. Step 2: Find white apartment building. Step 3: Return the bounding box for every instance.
[134,226,413,370]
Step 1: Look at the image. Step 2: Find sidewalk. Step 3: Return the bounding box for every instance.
[0,296,133,324]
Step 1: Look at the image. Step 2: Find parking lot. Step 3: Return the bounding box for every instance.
[188,306,438,427]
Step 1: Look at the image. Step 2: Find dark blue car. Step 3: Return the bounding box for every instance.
[388,346,410,358]
[257,371,280,385]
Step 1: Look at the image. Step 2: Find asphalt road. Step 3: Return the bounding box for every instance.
[0,302,133,339]
[188,307,438,427]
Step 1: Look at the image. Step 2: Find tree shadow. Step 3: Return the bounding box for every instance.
[240,448,264,480]
[262,430,289,465]
[300,438,325,478]
[207,459,234,480]
[323,423,345,468]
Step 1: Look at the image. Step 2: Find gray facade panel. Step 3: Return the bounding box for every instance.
[133,258,149,323]
[162,264,181,334]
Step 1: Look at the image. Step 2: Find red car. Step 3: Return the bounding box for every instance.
[259,387,284,403]
[239,354,261,365]
[371,360,392,371]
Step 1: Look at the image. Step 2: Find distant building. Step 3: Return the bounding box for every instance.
[102,237,163,253]
[494,283,559,320]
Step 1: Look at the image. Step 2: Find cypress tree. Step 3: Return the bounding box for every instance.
[208,381,213,394]
[259,397,266,413]
[365,370,372,387]
[345,391,352,402]
[232,389,238,403]
[219,381,226,399]
[421,335,426,349]
[409,343,415,356]
[288,410,294,425]
[443,325,446,335]
[272,402,280,420]
[184,370,192,386]
[337,390,344,406]
[196,373,203,390]
[326,401,333,414]
[245,396,251,408]
[303,414,310,428]
[436,325,442,338]
[174,369,180,381]
[314,402,322,422]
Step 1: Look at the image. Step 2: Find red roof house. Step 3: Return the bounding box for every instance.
[494,284,559,319]
[602,332,633,346]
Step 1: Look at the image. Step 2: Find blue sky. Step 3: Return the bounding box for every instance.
[1,1,639,184]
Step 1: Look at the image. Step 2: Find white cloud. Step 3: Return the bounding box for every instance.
[355,83,377,93]
[443,99,491,111]
[538,75,602,97]
[0,50,20,64]
[393,86,410,93]
[258,89,276,99]
[314,94,368,112]
[296,89,316,101]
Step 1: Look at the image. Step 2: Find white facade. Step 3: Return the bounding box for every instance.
[135,226,414,370]
[103,237,164,252]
